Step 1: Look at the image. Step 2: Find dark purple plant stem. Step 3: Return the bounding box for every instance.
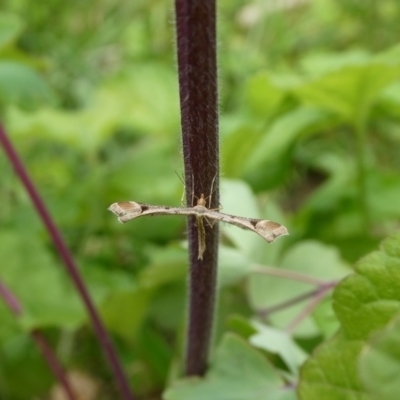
[31,330,77,400]
[0,280,76,400]
[0,124,134,400]
[174,0,219,376]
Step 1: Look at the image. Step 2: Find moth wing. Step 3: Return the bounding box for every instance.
[254,220,289,242]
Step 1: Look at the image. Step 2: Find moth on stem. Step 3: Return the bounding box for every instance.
[108,199,289,259]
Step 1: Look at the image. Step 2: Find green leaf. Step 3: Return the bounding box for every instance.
[139,248,187,289]
[243,107,331,185]
[0,333,54,398]
[164,333,295,400]
[0,61,55,109]
[299,333,368,400]
[246,73,286,117]
[137,249,187,331]
[220,179,262,256]
[250,323,308,375]
[359,313,400,400]
[299,50,371,76]
[0,13,23,48]
[369,171,400,219]
[7,64,178,152]
[374,43,400,65]
[299,232,400,399]
[219,179,287,264]
[379,81,400,119]
[294,63,400,122]
[102,64,180,135]
[248,241,349,336]
[298,151,356,213]
[0,231,85,332]
[0,302,20,343]
[136,324,173,387]
[226,315,258,340]
[312,297,341,338]
[101,288,152,342]
[218,246,253,288]
[333,240,400,340]
[222,125,262,177]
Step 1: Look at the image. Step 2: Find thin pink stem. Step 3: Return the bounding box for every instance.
[252,265,327,286]
[31,330,77,400]
[285,282,336,333]
[0,123,134,400]
[0,279,76,400]
[257,281,338,319]
[0,279,22,315]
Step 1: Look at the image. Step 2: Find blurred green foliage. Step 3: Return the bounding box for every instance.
[1,0,400,399]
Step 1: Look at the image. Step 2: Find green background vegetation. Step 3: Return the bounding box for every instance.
[1,0,400,399]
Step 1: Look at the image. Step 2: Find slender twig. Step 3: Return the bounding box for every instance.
[174,0,219,376]
[0,124,134,400]
[257,281,338,318]
[252,264,327,286]
[285,282,335,333]
[257,288,321,318]
[31,330,77,400]
[0,279,22,315]
[0,280,76,400]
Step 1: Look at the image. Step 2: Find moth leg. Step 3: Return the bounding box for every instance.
[203,215,216,228]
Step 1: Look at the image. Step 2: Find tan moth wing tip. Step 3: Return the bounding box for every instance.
[270,225,289,242]
[277,225,289,237]
[254,220,289,243]
[107,203,119,215]
[108,201,142,216]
